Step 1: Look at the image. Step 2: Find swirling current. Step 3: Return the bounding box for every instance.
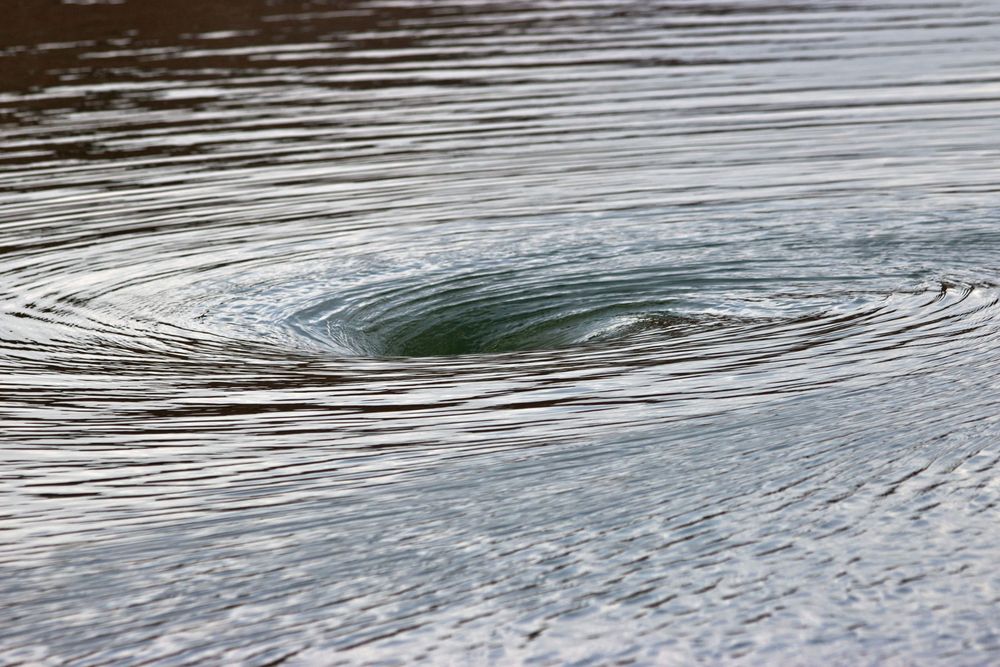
[3,1,1000,664]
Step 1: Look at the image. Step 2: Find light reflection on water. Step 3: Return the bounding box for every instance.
[2,1,1000,664]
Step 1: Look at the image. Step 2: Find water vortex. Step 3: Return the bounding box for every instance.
[4,0,1000,664]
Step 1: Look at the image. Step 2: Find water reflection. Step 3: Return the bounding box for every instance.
[3,0,1000,664]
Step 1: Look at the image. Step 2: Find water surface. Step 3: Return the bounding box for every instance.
[3,0,1000,664]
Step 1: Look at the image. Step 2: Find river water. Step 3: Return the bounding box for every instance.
[2,1,1000,664]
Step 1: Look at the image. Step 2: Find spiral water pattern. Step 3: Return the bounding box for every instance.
[3,0,1000,664]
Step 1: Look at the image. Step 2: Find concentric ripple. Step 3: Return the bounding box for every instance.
[3,0,1000,665]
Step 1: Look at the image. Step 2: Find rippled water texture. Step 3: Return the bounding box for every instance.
[4,1,1000,664]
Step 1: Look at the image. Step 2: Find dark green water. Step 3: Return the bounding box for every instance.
[2,1,1000,664]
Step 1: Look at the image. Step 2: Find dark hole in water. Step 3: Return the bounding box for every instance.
[378,310,693,357]
[324,301,707,358]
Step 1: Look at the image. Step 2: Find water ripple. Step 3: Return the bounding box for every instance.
[3,0,1000,664]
